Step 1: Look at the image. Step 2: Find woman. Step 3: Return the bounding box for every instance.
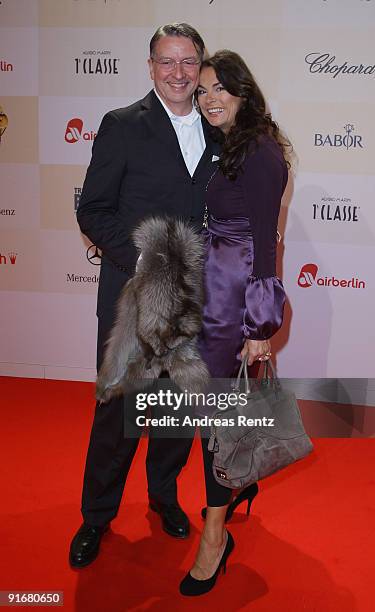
[179,50,290,596]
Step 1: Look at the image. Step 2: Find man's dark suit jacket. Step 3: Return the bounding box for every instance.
[77,90,219,318]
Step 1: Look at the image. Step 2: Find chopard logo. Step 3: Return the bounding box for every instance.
[73,0,121,3]
[305,53,375,78]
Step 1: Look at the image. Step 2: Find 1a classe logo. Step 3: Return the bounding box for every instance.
[74,50,119,75]
[0,251,17,265]
[64,118,96,144]
[297,263,365,289]
[313,196,359,222]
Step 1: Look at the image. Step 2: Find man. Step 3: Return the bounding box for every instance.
[70,23,219,568]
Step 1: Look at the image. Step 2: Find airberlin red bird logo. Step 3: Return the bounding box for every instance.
[297,263,365,290]
[64,118,96,143]
[297,264,318,288]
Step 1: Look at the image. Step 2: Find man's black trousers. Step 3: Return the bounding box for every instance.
[81,309,195,527]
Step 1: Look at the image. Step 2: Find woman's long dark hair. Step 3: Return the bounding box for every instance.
[198,50,292,180]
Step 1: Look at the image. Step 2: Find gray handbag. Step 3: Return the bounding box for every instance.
[208,357,313,488]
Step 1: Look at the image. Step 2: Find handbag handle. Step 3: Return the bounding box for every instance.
[232,355,280,395]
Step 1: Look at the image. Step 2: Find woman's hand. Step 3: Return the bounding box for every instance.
[240,339,271,366]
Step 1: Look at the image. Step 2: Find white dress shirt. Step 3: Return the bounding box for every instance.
[154,88,206,176]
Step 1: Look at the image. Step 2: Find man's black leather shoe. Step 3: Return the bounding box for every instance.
[69,523,109,568]
[149,499,190,539]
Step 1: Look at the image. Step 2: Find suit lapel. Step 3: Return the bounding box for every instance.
[193,116,212,178]
[140,91,220,178]
[141,91,188,175]
[193,115,220,178]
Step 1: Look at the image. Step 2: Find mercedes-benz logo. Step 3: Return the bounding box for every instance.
[86,244,102,266]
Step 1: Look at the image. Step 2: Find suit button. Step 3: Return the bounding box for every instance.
[191,178,196,184]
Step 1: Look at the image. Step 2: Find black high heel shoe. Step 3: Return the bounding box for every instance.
[179,530,234,596]
[201,482,259,522]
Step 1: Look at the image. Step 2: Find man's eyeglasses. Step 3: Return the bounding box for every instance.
[151,57,201,70]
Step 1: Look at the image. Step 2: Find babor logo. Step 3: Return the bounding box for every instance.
[297,263,365,289]
[314,124,363,149]
[64,118,96,144]
[0,251,17,265]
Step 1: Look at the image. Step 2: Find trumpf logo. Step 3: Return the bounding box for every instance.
[74,187,82,211]
[298,263,365,289]
[314,124,363,149]
[64,118,96,144]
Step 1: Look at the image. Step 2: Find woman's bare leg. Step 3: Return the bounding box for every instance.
[190,506,228,580]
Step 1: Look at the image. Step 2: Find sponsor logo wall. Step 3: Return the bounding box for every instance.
[1,0,374,380]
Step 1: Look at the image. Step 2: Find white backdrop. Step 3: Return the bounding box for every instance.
[1,0,374,383]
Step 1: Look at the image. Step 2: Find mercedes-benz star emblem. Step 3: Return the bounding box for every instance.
[86,245,102,266]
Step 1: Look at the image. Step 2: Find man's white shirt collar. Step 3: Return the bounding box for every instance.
[153,88,200,126]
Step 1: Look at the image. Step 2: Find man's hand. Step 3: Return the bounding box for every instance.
[240,338,271,366]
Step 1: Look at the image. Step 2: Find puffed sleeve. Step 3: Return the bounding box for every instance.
[243,276,285,340]
[241,138,288,340]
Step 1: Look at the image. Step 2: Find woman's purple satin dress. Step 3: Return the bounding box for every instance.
[198,136,288,378]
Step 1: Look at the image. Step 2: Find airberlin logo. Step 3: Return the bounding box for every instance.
[314,124,363,149]
[0,251,17,265]
[0,60,13,72]
[64,118,96,144]
[297,263,365,289]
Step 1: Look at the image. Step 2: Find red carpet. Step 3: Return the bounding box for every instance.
[0,376,373,611]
